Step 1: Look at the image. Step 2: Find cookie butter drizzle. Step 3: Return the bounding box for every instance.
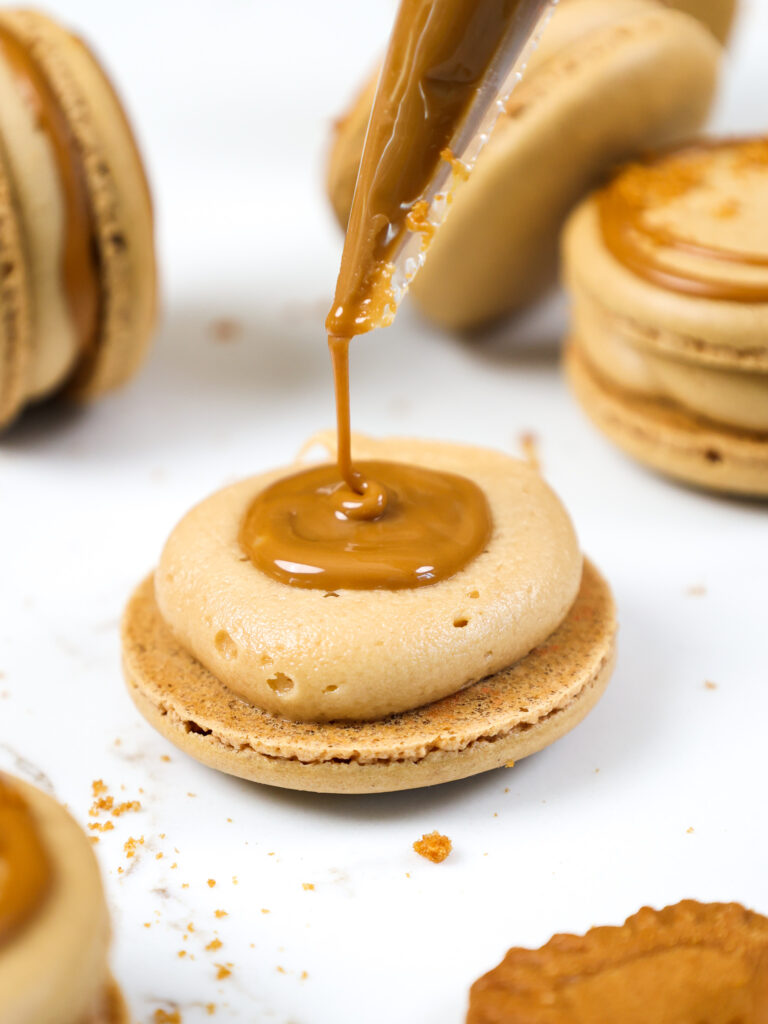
[598,138,768,302]
[0,774,51,945]
[0,24,100,360]
[242,0,556,589]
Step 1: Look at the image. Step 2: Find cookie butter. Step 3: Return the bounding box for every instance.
[243,0,552,588]
[0,774,51,945]
[157,436,581,722]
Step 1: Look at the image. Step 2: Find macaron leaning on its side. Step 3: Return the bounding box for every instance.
[563,138,768,497]
[327,0,721,331]
[0,9,156,431]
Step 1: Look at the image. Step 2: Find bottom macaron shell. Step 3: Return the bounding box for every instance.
[566,342,768,498]
[100,979,128,1024]
[121,560,616,795]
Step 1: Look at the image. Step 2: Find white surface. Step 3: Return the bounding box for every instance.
[0,2,767,1022]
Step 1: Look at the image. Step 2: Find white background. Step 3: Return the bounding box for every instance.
[0,2,766,1021]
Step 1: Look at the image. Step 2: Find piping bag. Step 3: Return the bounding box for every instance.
[327,0,557,340]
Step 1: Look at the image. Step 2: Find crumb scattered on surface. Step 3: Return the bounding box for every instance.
[214,909,228,919]
[88,820,114,833]
[153,1011,181,1024]
[704,680,718,690]
[206,939,222,952]
[686,584,707,596]
[207,879,216,888]
[687,826,695,834]
[124,836,144,858]
[113,800,141,816]
[413,831,452,863]
[261,909,270,914]
[206,1006,215,1017]
[161,755,171,762]
[215,964,232,980]
[276,966,286,974]
[302,883,315,891]
[519,432,540,471]
[209,318,242,343]
[301,971,308,980]
[506,760,516,768]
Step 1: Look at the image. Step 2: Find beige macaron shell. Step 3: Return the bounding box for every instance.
[123,559,616,794]
[0,39,79,401]
[327,0,720,330]
[0,10,157,399]
[0,141,30,429]
[571,285,768,432]
[0,778,115,1024]
[665,0,737,42]
[155,436,582,722]
[565,341,768,496]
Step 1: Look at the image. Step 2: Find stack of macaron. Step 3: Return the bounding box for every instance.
[0,9,156,430]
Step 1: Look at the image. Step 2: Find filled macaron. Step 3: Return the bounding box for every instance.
[0,9,156,431]
[327,0,721,331]
[563,137,768,496]
[122,435,616,795]
[0,772,126,1024]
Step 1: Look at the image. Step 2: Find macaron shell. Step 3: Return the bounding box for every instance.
[0,142,30,430]
[121,559,616,795]
[0,34,78,400]
[0,778,116,1024]
[665,0,737,42]
[565,341,768,496]
[0,10,157,400]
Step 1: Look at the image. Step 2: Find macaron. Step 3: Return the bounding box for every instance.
[0,773,126,1024]
[122,435,617,795]
[467,901,768,1023]
[327,0,721,331]
[0,9,156,431]
[664,0,737,42]
[563,137,768,496]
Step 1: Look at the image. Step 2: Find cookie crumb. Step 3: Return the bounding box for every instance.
[506,760,516,768]
[207,879,216,888]
[153,1012,181,1023]
[704,680,717,691]
[687,826,695,834]
[302,883,315,891]
[413,831,452,863]
[124,836,144,858]
[215,963,232,980]
[519,432,540,470]
[214,909,228,919]
[209,318,242,343]
[206,939,223,952]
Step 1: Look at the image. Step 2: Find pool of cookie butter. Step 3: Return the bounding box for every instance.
[239,459,491,591]
[0,774,51,946]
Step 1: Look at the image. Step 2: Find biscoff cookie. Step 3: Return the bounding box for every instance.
[468,901,768,1023]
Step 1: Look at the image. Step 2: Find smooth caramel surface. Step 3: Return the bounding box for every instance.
[0,24,99,362]
[598,138,768,302]
[0,773,51,946]
[240,459,492,591]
